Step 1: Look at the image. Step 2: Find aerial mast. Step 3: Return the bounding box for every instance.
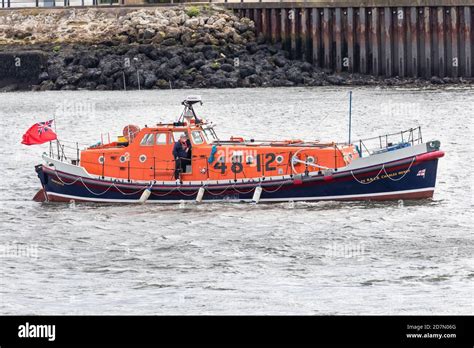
[348,91,353,144]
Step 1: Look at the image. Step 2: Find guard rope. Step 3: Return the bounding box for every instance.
[350,165,386,185]
[382,157,416,182]
[351,157,416,185]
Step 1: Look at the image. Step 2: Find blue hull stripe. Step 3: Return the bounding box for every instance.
[37,159,439,202]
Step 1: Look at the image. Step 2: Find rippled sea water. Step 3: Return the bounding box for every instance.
[0,86,472,314]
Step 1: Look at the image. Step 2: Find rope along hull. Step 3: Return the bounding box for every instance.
[34,154,441,203]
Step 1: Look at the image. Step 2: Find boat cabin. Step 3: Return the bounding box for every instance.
[79,96,359,182]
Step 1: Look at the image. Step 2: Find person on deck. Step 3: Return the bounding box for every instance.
[172,134,192,179]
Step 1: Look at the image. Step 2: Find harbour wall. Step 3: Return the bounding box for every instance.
[226,1,473,78]
[0,3,473,91]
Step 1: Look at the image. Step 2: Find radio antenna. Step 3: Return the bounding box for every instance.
[348,91,353,144]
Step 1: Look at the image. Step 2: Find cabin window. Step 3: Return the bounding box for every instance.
[172,131,188,142]
[156,133,167,145]
[203,128,217,141]
[192,131,204,145]
[140,133,155,146]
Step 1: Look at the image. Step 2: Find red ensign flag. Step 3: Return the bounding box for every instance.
[22,120,57,145]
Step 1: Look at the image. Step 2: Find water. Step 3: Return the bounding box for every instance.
[0,86,472,314]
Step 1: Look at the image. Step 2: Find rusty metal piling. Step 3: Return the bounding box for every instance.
[227,1,473,78]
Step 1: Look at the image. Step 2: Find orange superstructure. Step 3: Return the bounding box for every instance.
[80,96,359,182]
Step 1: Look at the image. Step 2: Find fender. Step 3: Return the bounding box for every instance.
[416,151,445,163]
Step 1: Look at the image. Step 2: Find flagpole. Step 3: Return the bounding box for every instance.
[53,115,60,160]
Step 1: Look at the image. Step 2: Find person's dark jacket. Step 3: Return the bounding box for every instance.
[172,140,192,159]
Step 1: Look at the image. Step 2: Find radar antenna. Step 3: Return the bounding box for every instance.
[178,95,203,124]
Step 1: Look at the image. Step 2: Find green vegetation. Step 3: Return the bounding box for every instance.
[184,67,197,75]
[186,6,200,18]
[52,45,61,52]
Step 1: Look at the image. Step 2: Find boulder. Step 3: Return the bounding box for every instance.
[167,56,182,69]
[239,65,256,78]
[39,80,55,91]
[286,67,304,84]
[220,63,234,72]
[100,58,122,77]
[143,28,155,41]
[155,79,169,89]
[184,18,200,29]
[162,38,177,46]
[189,59,206,69]
[273,55,287,68]
[246,42,258,54]
[234,21,249,33]
[325,75,345,85]
[79,53,99,68]
[38,71,49,82]
[430,76,445,84]
[143,70,157,88]
[300,62,313,72]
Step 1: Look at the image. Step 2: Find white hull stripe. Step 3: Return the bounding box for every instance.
[46,187,435,203]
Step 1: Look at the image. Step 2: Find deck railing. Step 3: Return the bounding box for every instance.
[356,126,423,158]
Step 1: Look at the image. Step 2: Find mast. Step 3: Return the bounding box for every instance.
[348,91,353,145]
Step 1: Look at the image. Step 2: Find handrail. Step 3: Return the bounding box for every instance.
[48,126,424,178]
[355,126,423,157]
[356,126,422,143]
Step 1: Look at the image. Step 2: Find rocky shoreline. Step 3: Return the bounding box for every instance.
[0,6,472,92]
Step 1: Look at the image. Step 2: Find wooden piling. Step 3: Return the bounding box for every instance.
[463,6,472,77]
[262,8,269,40]
[371,7,380,76]
[347,8,355,73]
[301,8,309,62]
[335,8,342,72]
[424,7,432,78]
[270,8,278,43]
[281,8,289,51]
[243,8,249,19]
[311,8,321,67]
[359,7,367,74]
[323,8,331,69]
[409,7,418,77]
[383,7,393,76]
[450,7,459,77]
[255,9,262,37]
[397,7,405,77]
[437,7,445,77]
[290,8,297,58]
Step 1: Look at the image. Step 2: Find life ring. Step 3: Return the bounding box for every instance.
[290,149,328,174]
[123,125,140,142]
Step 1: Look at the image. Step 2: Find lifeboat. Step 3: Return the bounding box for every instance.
[33,96,444,203]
